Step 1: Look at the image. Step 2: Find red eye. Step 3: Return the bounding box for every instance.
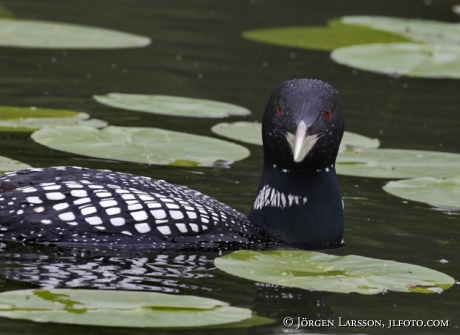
[324,110,332,120]
[276,104,282,116]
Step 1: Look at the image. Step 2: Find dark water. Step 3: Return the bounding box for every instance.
[0,0,459,334]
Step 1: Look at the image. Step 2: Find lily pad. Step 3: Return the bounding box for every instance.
[211,121,379,151]
[383,177,460,209]
[31,125,250,167]
[94,94,251,118]
[0,155,31,173]
[336,148,460,179]
[342,16,460,46]
[331,42,460,79]
[0,19,150,49]
[0,106,107,131]
[214,250,454,295]
[242,19,410,51]
[211,122,262,145]
[0,289,272,328]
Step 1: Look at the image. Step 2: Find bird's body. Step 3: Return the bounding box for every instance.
[0,79,345,250]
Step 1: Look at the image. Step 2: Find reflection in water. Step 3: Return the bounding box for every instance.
[0,243,215,292]
[0,242,338,333]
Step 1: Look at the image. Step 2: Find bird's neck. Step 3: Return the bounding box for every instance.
[248,162,344,249]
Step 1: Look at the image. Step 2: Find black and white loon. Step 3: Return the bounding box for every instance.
[0,79,345,250]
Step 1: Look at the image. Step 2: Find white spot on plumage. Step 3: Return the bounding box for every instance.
[157,226,171,235]
[110,217,125,226]
[65,183,83,188]
[166,203,180,209]
[27,196,42,204]
[71,190,88,198]
[59,212,76,221]
[122,231,132,236]
[139,195,155,201]
[46,192,66,200]
[115,189,129,194]
[67,222,78,226]
[202,217,209,223]
[151,209,166,220]
[43,185,61,191]
[190,223,199,232]
[135,223,151,233]
[85,216,103,225]
[325,167,330,172]
[41,219,52,224]
[95,192,111,198]
[81,206,97,215]
[106,207,121,215]
[88,185,104,189]
[146,202,162,209]
[53,203,69,211]
[175,223,188,233]
[131,210,148,221]
[170,211,184,220]
[33,206,45,213]
[100,200,117,208]
[22,187,37,193]
[73,198,90,205]
[187,211,197,219]
[17,209,24,215]
[128,204,142,211]
[122,194,135,200]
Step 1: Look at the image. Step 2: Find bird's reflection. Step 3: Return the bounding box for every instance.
[0,243,216,292]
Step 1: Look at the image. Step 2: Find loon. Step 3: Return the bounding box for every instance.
[0,79,344,250]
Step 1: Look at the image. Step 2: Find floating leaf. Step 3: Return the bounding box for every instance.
[331,43,460,79]
[336,148,460,179]
[342,16,460,46]
[339,132,380,152]
[215,250,454,295]
[0,19,150,49]
[0,106,107,131]
[0,289,272,328]
[94,94,251,118]
[211,121,379,151]
[211,122,262,145]
[31,125,250,167]
[0,6,13,18]
[383,177,460,209]
[0,155,31,173]
[242,19,409,51]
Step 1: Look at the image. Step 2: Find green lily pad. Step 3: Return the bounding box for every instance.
[211,121,379,151]
[0,289,273,328]
[336,148,460,179]
[0,19,150,49]
[94,94,251,118]
[211,122,262,145]
[0,106,107,131]
[0,6,13,18]
[342,16,460,46]
[31,125,250,167]
[242,19,410,51]
[0,155,31,173]
[214,250,454,295]
[383,177,460,209]
[339,132,380,152]
[331,42,460,79]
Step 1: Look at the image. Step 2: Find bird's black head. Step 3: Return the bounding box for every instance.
[262,79,344,170]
